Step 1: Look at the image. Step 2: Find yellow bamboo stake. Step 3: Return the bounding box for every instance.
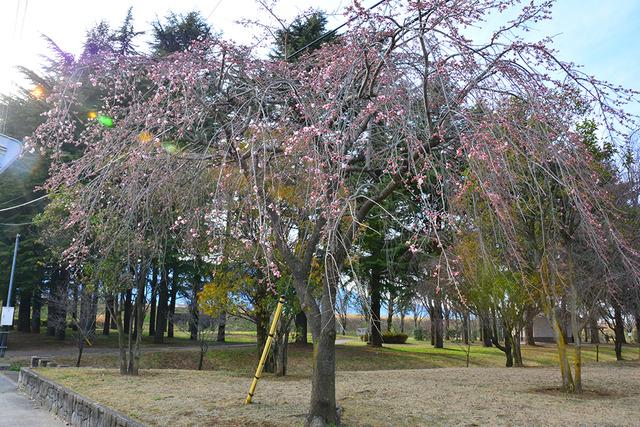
[245,295,286,404]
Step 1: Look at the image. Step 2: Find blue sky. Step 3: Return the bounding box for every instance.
[0,1,638,121]
[1,1,638,96]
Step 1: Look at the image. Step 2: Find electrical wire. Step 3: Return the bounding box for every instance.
[0,194,26,207]
[0,221,35,226]
[206,0,224,20]
[0,194,48,212]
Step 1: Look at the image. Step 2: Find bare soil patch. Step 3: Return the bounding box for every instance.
[531,386,623,399]
[37,362,639,426]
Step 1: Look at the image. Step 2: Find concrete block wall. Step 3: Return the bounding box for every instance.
[18,368,145,427]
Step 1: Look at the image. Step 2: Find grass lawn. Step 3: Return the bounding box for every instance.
[49,335,638,372]
[37,361,640,426]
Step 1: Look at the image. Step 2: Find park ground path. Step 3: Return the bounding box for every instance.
[0,371,66,427]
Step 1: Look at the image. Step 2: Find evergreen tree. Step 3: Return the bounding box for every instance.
[151,11,211,56]
[272,11,334,60]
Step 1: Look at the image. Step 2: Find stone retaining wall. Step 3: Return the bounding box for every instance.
[18,368,145,427]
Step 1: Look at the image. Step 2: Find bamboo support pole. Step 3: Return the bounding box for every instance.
[245,295,285,404]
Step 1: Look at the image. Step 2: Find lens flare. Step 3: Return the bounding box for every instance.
[87,111,98,120]
[138,131,153,143]
[97,115,114,128]
[30,85,45,100]
[161,140,179,154]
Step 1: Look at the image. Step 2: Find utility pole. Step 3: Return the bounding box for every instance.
[0,233,20,357]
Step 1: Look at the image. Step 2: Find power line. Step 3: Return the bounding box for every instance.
[0,221,35,227]
[206,0,224,20]
[0,194,48,212]
[0,195,26,207]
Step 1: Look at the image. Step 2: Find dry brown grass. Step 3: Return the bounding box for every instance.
[38,361,640,426]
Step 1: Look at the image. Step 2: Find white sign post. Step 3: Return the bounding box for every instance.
[0,134,23,174]
[0,307,14,326]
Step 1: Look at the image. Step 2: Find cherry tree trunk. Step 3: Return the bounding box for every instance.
[307,291,338,426]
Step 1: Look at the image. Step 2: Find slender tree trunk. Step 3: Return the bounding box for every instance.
[123,290,133,334]
[198,346,206,371]
[47,269,60,337]
[613,301,625,361]
[635,312,640,360]
[295,310,308,344]
[256,302,273,373]
[462,311,470,345]
[129,264,147,376]
[443,304,450,341]
[189,270,201,341]
[481,313,492,347]
[275,330,289,376]
[368,268,383,347]
[217,311,226,342]
[107,297,128,375]
[149,267,157,337]
[433,298,444,348]
[17,289,31,332]
[512,329,523,367]
[71,285,79,331]
[168,276,177,339]
[491,316,513,367]
[110,298,118,329]
[76,340,84,367]
[430,310,435,346]
[75,286,96,368]
[102,299,111,336]
[386,292,394,332]
[132,301,138,339]
[524,306,536,345]
[31,288,41,334]
[400,310,406,333]
[55,276,68,341]
[271,317,291,377]
[567,246,582,392]
[589,311,600,343]
[154,269,168,344]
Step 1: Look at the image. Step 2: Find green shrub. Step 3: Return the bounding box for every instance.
[382,331,408,344]
[413,328,425,341]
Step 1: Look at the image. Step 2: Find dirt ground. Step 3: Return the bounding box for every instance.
[38,362,639,426]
